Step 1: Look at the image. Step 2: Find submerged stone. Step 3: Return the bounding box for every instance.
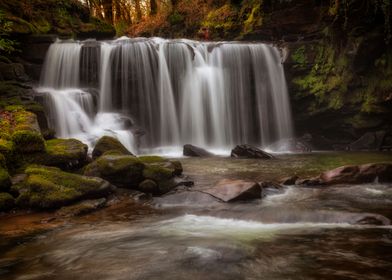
[203,179,262,202]
[56,198,107,217]
[16,165,114,209]
[319,163,392,185]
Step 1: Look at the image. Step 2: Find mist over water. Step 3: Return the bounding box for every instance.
[36,37,293,154]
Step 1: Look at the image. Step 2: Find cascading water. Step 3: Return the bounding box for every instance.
[37,37,293,155]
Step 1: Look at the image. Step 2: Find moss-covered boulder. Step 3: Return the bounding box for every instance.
[16,165,114,209]
[0,167,11,192]
[39,138,88,169]
[92,136,133,159]
[84,155,145,188]
[142,165,178,194]
[138,179,159,194]
[0,106,45,155]
[0,193,15,212]
[139,156,183,176]
[12,130,45,153]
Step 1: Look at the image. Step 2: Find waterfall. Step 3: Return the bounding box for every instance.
[37,37,293,155]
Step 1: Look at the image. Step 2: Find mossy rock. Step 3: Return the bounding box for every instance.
[40,138,88,169]
[139,156,183,176]
[142,165,177,194]
[16,165,114,209]
[138,179,159,194]
[0,167,11,192]
[0,140,13,159]
[12,130,45,154]
[84,155,145,188]
[0,193,15,212]
[92,136,133,159]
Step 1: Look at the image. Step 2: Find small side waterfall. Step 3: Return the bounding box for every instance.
[37,37,293,155]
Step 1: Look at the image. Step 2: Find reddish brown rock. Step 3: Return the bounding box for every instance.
[319,163,392,185]
[203,179,262,202]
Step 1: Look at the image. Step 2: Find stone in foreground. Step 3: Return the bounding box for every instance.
[203,179,262,202]
[16,165,114,209]
[183,144,214,157]
[230,144,274,159]
[56,198,107,217]
[319,163,392,184]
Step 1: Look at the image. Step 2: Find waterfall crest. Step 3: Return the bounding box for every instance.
[37,37,293,155]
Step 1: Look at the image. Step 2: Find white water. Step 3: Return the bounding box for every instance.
[38,37,294,154]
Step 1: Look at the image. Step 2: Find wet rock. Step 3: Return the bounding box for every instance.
[260,181,285,195]
[350,213,390,226]
[280,175,299,185]
[84,155,145,188]
[203,179,262,202]
[0,62,29,82]
[183,144,214,157]
[56,198,107,217]
[92,136,133,159]
[230,144,274,159]
[319,163,392,185]
[295,178,324,186]
[139,156,183,176]
[38,138,88,169]
[348,131,386,151]
[142,165,178,194]
[138,179,159,194]
[0,192,15,212]
[154,191,220,207]
[16,165,114,209]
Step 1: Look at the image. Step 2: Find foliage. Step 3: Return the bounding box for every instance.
[0,10,17,53]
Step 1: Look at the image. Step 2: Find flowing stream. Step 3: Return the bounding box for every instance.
[36,37,293,154]
[1,154,392,279]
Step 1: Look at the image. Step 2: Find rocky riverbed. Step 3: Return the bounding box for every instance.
[1,152,392,279]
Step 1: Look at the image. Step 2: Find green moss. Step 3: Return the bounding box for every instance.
[84,155,145,187]
[143,165,173,182]
[0,167,11,192]
[92,136,131,159]
[12,130,45,153]
[138,155,166,164]
[0,192,14,211]
[291,46,307,66]
[16,165,112,209]
[0,139,14,159]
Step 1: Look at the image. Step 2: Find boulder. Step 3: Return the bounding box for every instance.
[12,130,45,153]
[0,193,15,212]
[230,144,274,159]
[142,165,178,194]
[0,167,11,192]
[92,136,133,159]
[40,138,88,169]
[56,198,107,217]
[16,165,114,209]
[280,175,299,185]
[348,131,386,151]
[203,179,262,202]
[139,155,183,176]
[138,179,159,194]
[84,155,145,188]
[319,163,392,185]
[183,144,214,157]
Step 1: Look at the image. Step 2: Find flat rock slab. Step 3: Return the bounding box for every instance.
[203,179,262,202]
